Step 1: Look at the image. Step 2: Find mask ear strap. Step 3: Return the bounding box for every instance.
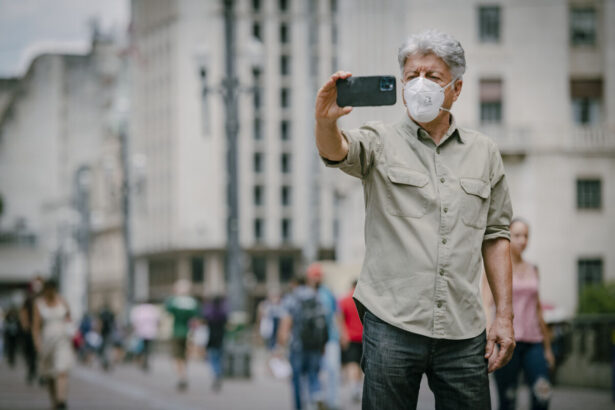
[444,77,457,90]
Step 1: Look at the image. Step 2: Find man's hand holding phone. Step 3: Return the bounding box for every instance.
[315,71,354,125]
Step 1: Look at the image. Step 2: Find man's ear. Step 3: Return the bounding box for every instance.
[452,79,463,102]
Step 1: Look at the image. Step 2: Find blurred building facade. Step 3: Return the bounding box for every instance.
[129,0,339,313]
[331,0,615,317]
[0,33,125,319]
[1,0,613,322]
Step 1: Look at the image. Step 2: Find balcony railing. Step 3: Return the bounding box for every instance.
[476,124,615,154]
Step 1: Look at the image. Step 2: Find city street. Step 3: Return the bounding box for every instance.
[1,348,613,410]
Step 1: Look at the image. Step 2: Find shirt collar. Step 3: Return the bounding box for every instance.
[401,112,464,145]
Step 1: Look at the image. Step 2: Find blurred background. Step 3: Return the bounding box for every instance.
[0,0,614,409]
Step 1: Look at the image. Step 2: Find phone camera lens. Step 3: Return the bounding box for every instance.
[380,77,394,92]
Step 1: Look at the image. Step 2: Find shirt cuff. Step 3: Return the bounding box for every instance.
[483,227,511,242]
[320,130,356,168]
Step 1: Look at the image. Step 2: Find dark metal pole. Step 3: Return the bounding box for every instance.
[222,0,244,314]
[120,127,135,321]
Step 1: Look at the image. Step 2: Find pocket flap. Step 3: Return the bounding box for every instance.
[460,178,490,199]
[387,167,429,187]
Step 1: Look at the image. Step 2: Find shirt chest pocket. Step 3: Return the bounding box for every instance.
[459,178,490,229]
[385,167,430,218]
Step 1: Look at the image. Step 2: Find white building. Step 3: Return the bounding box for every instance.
[129,0,339,312]
[331,0,615,317]
[0,35,123,319]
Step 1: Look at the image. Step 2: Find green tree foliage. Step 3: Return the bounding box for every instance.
[578,282,615,314]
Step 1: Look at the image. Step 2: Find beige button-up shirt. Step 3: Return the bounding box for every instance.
[323,114,512,339]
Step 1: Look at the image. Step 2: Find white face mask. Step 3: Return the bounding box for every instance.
[403,77,455,123]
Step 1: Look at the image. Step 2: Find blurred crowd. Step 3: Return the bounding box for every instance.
[0,264,365,410]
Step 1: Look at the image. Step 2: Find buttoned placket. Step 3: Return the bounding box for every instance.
[431,133,451,338]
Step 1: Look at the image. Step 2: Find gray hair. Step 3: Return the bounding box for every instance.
[398,30,466,80]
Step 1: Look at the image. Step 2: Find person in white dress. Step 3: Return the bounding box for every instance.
[32,279,73,410]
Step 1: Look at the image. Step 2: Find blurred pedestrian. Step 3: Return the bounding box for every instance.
[488,219,554,410]
[258,290,284,351]
[278,275,327,410]
[165,279,199,391]
[19,276,43,384]
[202,295,228,391]
[130,301,160,371]
[315,29,514,409]
[98,303,115,371]
[32,279,73,410]
[3,304,20,368]
[77,313,94,364]
[307,263,343,410]
[339,280,363,403]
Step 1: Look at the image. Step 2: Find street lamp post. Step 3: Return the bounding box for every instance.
[222,0,245,317]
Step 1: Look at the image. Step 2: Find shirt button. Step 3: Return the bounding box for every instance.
[443,207,448,213]
[442,238,447,244]
[437,302,442,308]
[440,177,445,183]
[439,269,444,276]
[436,147,441,154]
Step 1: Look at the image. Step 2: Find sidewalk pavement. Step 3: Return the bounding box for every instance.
[1,348,612,409]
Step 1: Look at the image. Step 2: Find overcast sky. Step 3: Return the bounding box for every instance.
[0,0,129,77]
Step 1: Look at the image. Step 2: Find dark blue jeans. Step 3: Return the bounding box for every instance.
[494,342,551,410]
[361,310,490,410]
[289,349,322,410]
[207,347,223,380]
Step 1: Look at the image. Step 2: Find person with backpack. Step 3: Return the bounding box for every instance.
[278,274,328,410]
[307,263,343,410]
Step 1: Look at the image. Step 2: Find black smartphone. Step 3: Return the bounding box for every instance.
[336,75,397,107]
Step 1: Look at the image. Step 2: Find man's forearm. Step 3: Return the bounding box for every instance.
[482,238,513,319]
[315,119,348,161]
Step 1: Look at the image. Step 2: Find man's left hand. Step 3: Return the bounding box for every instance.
[484,315,515,373]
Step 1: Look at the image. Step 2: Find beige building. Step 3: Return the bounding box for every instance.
[331,0,615,317]
[129,0,340,313]
[0,34,124,318]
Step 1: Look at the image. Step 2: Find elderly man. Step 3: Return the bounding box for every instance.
[315,30,514,409]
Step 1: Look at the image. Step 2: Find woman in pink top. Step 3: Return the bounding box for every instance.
[492,219,554,410]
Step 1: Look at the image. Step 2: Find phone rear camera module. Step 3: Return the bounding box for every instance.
[379,77,394,92]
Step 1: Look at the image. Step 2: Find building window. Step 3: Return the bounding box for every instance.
[251,255,266,283]
[279,255,294,282]
[478,6,500,43]
[254,185,264,206]
[480,79,503,124]
[253,117,262,140]
[571,79,602,125]
[281,153,291,173]
[281,88,290,108]
[279,0,289,12]
[578,258,603,296]
[252,22,262,41]
[281,218,292,241]
[191,256,204,283]
[254,218,264,241]
[252,0,261,12]
[570,7,596,46]
[254,152,264,173]
[253,68,262,110]
[281,120,290,140]
[577,179,601,209]
[281,185,291,206]
[280,55,290,76]
[280,23,289,44]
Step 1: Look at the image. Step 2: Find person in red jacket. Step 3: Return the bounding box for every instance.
[339,280,363,403]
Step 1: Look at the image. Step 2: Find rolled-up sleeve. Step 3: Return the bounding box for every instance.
[483,142,513,242]
[320,122,382,179]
